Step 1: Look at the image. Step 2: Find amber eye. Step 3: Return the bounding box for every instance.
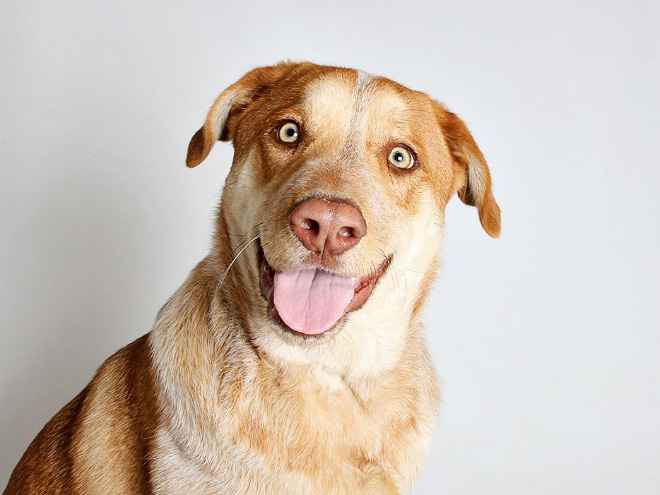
[388,146,415,170]
[277,121,300,143]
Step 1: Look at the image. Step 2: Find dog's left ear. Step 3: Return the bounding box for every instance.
[435,102,501,238]
[186,62,299,168]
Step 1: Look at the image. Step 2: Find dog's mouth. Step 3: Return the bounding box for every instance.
[259,245,390,337]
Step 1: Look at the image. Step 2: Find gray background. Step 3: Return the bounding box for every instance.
[1,0,659,493]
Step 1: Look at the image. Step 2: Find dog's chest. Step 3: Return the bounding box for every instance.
[151,432,398,495]
[151,368,423,495]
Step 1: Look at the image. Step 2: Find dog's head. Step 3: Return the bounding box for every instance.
[187,62,500,377]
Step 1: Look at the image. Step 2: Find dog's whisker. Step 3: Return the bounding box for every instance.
[401,269,409,309]
[218,233,260,290]
[199,188,225,216]
[217,222,265,265]
[198,174,240,216]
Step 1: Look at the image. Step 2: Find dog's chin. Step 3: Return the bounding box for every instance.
[258,244,390,339]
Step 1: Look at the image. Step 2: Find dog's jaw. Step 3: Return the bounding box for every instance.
[259,244,391,338]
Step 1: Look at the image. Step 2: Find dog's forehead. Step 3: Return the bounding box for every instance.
[300,70,355,142]
[299,70,415,143]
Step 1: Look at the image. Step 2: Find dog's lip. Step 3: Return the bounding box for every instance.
[258,244,391,337]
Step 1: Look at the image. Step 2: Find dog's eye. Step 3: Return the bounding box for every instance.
[277,122,300,143]
[388,146,415,170]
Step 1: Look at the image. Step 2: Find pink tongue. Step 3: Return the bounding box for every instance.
[273,268,355,335]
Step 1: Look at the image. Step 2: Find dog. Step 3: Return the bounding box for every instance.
[4,61,500,495]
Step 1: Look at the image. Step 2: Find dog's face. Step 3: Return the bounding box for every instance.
[187,62,500,379]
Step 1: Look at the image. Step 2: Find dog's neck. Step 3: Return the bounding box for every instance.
[147,240,439,490]
[150,243,436,394]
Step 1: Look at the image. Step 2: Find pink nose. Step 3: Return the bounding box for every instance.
[289,198,367,256]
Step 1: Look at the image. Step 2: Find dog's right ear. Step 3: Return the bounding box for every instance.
[186,62,298,168]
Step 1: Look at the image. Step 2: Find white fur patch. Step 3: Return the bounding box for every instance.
[209,89,240,141]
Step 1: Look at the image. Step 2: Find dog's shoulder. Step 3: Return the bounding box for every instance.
[4,335,157,495]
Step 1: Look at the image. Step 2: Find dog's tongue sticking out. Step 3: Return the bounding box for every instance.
[273,268,355,335]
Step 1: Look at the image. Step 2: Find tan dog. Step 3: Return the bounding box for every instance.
[4,62,500,495]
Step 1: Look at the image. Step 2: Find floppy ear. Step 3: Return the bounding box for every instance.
[186,62,299,168]
[435,102,501,238]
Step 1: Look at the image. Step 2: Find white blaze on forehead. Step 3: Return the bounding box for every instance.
[299,70,415,157]
[354,70,375,103]
[339,70,375,160]
[337,70,410,161]
[301,70,383,157]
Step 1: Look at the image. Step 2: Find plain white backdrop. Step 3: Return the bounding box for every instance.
[1,0,659,493]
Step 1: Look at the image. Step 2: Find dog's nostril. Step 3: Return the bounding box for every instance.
[338,226,354,238]
[301,219,319,233]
